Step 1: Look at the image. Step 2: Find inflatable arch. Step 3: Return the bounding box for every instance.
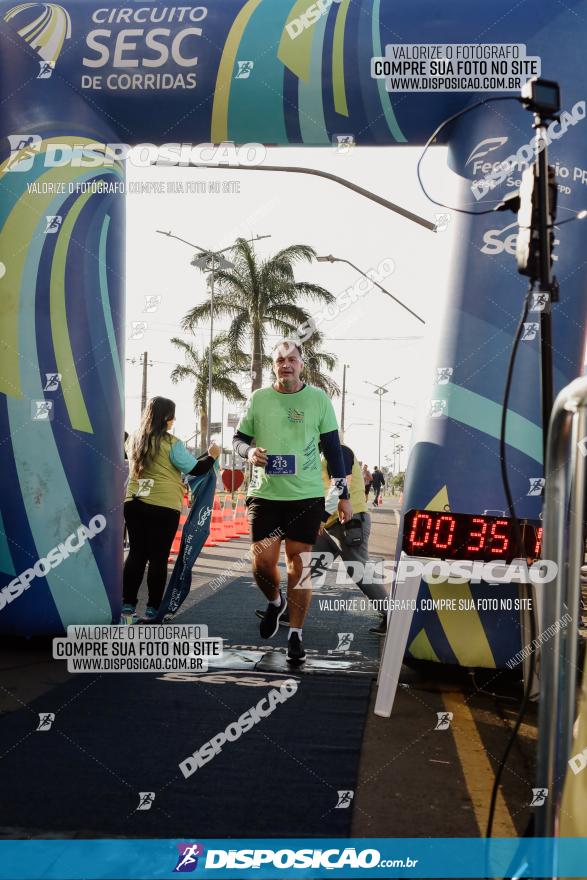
[1,0,586,668]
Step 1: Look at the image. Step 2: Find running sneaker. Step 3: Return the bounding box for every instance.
[255,608,290,628]
[143,606,158,620]
[119,603,137,625]
[259,593,288,639]
[287,632,306,664]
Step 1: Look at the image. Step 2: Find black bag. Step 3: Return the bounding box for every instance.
[342,517,363,547]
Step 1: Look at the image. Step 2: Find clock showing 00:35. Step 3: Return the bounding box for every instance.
[402,509,542,563]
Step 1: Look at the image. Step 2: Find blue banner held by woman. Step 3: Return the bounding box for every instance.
[154,463,219,623]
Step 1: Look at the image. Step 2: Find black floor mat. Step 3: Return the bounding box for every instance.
[0,576,376,838]
[178,569,382,665]
[0,669,371,838]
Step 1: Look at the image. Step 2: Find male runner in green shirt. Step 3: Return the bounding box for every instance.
[233,341,352,663]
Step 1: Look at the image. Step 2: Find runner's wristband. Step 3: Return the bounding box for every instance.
[324,477,348,516]
[320,430,350,500]
[233,430,253,460]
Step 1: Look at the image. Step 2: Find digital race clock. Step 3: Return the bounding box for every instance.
[402,509,542,563]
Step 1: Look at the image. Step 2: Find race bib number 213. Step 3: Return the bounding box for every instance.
[265,454,296,475]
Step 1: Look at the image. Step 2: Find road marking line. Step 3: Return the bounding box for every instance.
[443,691,517,837]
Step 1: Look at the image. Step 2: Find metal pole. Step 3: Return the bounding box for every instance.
[365,380,396,462]
[535,121,554,463]
[378,392,382,469]
[341,365,347,436]
[207,258,215,447]
[318,255,425,324]
[566,406,586,747]
[167,164,436,232]
[231,443,235,500]
[535,376,587,850]
[221,395,224,468]
[141,351,148,413]
[342,258,425,325]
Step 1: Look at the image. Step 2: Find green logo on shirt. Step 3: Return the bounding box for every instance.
[288,408,304,423]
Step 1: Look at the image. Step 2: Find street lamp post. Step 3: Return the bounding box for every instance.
[365,377,400,468]
[164,161,436,232]
[396,443,404,474]
[317,254,425,325]
[341,363,349,437]
[208,256,215,446]
[220,394,224,467]
[377,391,386,468]
[191,249,234,446]
[389,432,400,475]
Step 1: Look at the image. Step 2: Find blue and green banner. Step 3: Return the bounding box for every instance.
[154,465,219,623]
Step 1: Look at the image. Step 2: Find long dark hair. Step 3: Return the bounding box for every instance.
[129,396,176,479]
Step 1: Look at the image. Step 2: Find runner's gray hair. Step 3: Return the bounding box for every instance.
[272,339,303,358]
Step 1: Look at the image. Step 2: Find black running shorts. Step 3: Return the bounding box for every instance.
[246,496,326,545]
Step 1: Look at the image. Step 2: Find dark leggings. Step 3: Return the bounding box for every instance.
[123,499,180,609]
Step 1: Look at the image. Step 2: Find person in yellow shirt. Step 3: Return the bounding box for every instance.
[124,396,220,620]
[315,443,389,634]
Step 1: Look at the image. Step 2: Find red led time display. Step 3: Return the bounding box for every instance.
[402,510,542,562]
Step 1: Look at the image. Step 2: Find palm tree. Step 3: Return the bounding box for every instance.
[181,238,338,393]
[256,331,340,396]
[297,332,340,396]
[170,335,246,445]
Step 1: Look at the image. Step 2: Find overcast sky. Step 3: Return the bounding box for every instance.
[125,145,455,470]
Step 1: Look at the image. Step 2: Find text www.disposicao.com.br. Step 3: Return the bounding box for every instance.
[69,657,202,671]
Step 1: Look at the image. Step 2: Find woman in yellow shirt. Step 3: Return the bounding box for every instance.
[123,396,220,620]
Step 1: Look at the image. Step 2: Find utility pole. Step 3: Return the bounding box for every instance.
[220,395,225,468]
[341,364,349,437]
[378,392,384,468]
[141,351,148,412]
[389,433,400,476]
[208,256,215,447]
[397,444,404,474]
[366,377,400,469]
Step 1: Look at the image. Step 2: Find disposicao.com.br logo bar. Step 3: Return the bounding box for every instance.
[174,844,413,872]
[1,837,586,877]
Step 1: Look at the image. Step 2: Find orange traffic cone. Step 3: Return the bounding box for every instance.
[203,510,218,547]
[210,495,230,542]
[235,494,248,535]
[222,496,238,539]
[203,501,218,547]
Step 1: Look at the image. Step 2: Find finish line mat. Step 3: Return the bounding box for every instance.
[0,578,377,838]
[0,667,371,838]
[175,570,382,671]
